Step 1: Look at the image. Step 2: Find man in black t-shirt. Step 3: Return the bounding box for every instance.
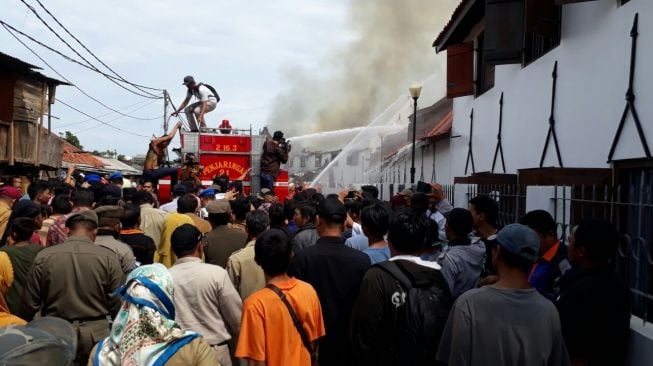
[556,220,630,366]
[289,197,370,366]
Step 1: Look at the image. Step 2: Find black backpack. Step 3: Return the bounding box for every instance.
[376,260,453,365]
[199,83,220,103]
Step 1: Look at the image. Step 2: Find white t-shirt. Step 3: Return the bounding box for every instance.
[187,84,218,103]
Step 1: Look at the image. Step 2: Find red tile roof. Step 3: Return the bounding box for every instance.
[61,141,105,168]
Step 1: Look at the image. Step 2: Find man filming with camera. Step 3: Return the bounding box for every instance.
[260,131,290,191]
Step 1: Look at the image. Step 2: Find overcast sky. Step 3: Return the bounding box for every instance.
[1,0,351,155]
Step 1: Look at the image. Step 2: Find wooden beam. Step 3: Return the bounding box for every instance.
[36,81,46,165]
[9,120,14,166]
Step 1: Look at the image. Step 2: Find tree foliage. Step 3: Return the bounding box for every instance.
[62,131,83,150]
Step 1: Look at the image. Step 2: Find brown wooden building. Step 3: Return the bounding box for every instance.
[0,52,68,171]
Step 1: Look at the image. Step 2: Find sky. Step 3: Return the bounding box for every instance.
[0,0,352,155]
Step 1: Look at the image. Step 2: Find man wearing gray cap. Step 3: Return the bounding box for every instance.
[94,205,137,275]
[21,210,123,364]
[436,223,571,366]
[204,200,247,268]
[171,75,220,131]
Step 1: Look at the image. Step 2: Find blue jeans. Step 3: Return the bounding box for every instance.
[260,173,275,191]
[143,167,178,187]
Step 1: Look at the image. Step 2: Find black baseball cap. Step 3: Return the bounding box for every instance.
[318,198,347,224]
[182,75,195,85]
[273,131,284,140]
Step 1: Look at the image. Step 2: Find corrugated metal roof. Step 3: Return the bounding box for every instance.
[0,51,70,85]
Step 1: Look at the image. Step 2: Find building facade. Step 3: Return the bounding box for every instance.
[433,0,652,363]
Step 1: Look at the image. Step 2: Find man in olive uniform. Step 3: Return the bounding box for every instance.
[94,205,137,275]
[20,210,123,363]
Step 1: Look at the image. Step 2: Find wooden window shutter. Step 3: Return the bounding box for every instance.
[525,0,560,37]
[484,0,525,65]
[555,0,597,4]
[446,42,474,99]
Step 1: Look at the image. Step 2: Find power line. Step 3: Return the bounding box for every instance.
[57,99,160,128]
[57,98,150,138]
[32,0,163,92]
[17,0,160,98]
[57,99,153,126]
[3,24,163,121]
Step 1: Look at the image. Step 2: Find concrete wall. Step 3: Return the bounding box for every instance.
[449,0,653,182]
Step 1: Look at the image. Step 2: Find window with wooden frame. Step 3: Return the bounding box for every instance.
[475,32,495,96]
[315,153,322,168]
[446,42,474,99]
[300,156,306,168]
[484,0,561,66]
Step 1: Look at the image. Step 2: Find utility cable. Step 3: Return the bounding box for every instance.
[57,99,160,128]
[10,0,157,98]
[3,24,164,121]
[32,0,163,92]
[14,1,160,98]
[57,98,150,138]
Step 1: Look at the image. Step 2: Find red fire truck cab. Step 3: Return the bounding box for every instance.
[157,127,289,203]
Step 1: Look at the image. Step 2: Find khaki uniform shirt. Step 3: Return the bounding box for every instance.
[169,257,242,346]
[95,233,137,275]
[21,235,123,321]
[203,225,247,269]
[139,203,168,248]
[185,213,212,234]
[226,240,265,300]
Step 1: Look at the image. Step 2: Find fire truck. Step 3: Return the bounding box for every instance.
[157,126,289,203]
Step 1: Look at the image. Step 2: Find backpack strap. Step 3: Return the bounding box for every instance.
[266,284,316,358]
[376,260,413,291]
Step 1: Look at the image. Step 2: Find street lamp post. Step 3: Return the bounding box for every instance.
[409,83,422,185]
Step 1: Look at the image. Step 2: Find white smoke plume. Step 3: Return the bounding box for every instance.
[268,0,457,135]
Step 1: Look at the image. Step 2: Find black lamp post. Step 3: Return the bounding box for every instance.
[409,83,422,185]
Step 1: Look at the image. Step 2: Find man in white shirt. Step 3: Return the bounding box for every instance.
[172,75,219,131]
[169,223,242,365]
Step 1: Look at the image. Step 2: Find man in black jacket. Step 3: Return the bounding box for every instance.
[289,197,370,366]
[349,207,452,365]
[260,131,290,191]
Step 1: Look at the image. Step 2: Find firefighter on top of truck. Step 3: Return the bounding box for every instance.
[171,75,220,131]
[260,131,290,191]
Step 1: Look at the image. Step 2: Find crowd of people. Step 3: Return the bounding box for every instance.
[0,172,631,366]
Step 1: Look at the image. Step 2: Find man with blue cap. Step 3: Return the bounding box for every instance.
[198,188,216,219]
[437,224,571,366]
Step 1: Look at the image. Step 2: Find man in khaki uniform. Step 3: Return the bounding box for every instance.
[226,210,269,300]
[204,200,247,268]
[21,210,123,364]
[94,205,137,275]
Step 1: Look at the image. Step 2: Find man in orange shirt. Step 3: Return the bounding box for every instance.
[236,229,325,366]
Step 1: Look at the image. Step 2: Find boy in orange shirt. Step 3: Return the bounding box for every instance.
[236,229,325,366]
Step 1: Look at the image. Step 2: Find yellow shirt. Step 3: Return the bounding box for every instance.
[155,213,194,268]
[0,201,11,243]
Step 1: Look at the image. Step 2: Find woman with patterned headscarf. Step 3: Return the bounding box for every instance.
[90,264,217,366]
[0,251,26,327]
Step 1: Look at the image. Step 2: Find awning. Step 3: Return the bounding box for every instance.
[421,111,452,142]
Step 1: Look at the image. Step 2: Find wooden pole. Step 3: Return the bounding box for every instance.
[35,81,46,165]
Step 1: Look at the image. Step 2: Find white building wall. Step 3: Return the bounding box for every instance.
[449,0,653,182]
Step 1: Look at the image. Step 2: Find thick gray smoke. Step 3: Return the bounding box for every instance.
[268,0,457,135]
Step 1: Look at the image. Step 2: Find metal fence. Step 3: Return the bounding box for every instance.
[464,179,653,323]
[551,181,653,324]
[465,184,525,228]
